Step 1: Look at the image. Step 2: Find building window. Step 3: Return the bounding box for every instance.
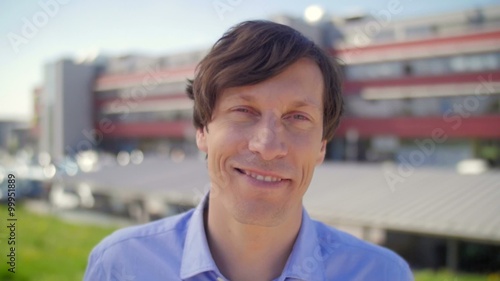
[345,61,403,80]
[344,52,499,81]
[450,52,500,73]
[410,57,450,76]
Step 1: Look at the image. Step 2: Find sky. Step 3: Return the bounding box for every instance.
[1,0,499,122]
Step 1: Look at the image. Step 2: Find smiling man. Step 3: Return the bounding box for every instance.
[84,21,413,281]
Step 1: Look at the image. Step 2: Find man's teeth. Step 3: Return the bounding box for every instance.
[244,170,282,182]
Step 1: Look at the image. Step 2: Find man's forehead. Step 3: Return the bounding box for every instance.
[217,58,324,107]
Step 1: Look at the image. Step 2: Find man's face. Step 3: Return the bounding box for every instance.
[196,58,327,226]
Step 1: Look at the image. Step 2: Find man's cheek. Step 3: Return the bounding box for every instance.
[208,156,231,189]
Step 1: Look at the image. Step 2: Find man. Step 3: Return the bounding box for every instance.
[84,20,413,281]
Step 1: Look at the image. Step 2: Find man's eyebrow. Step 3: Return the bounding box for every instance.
[226,94,321,109]
[289,99,322,110]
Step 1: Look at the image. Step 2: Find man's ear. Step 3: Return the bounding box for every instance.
[316,140,327,165]
[196,127,208,153]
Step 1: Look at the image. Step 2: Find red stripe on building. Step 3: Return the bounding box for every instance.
[343,71,500,94]
[94,93,189,107]
[97,120,193,138]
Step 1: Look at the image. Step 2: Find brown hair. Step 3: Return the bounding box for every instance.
[186,20,343,141]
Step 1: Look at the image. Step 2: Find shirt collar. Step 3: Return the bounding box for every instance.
[180,194,326,281]
[180,193,221,279]
[279,209,326,281]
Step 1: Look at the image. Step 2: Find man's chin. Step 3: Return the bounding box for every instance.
[230,200,288,227]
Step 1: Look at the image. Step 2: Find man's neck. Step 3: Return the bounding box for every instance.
[204,196,302,281]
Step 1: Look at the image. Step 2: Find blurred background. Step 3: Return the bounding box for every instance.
[1,0,499,280]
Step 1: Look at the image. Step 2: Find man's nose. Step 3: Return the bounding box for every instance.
[248,116,288,161]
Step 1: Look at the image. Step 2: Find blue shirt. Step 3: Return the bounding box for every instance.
[84,194,413,281]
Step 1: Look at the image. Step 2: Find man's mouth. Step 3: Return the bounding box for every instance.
[235,168,283,183]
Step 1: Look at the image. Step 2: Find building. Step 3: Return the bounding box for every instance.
[39,59,97,161]
[328,6,500,167]
[34,5,500,272]
[36,5,500,167]
[92,52,205,155]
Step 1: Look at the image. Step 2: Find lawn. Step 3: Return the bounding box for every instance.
[0,204,495,281]
[415,270,497,281]
[0,204,117,281]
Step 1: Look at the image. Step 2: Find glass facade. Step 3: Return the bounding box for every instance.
[345,95,500,117]
[345,52,500,81]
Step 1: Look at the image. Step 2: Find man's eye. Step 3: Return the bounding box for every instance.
[288,114,309,121]
[233,107,252,114]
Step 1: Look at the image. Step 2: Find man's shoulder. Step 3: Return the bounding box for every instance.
[312,220,413,279]
[84,209,197,280]
[93,209,195,255]
[314,220,402,260]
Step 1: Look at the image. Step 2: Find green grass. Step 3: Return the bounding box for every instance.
[0,204,496,281]
[0,204,117,281]
[414,270,498,281]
